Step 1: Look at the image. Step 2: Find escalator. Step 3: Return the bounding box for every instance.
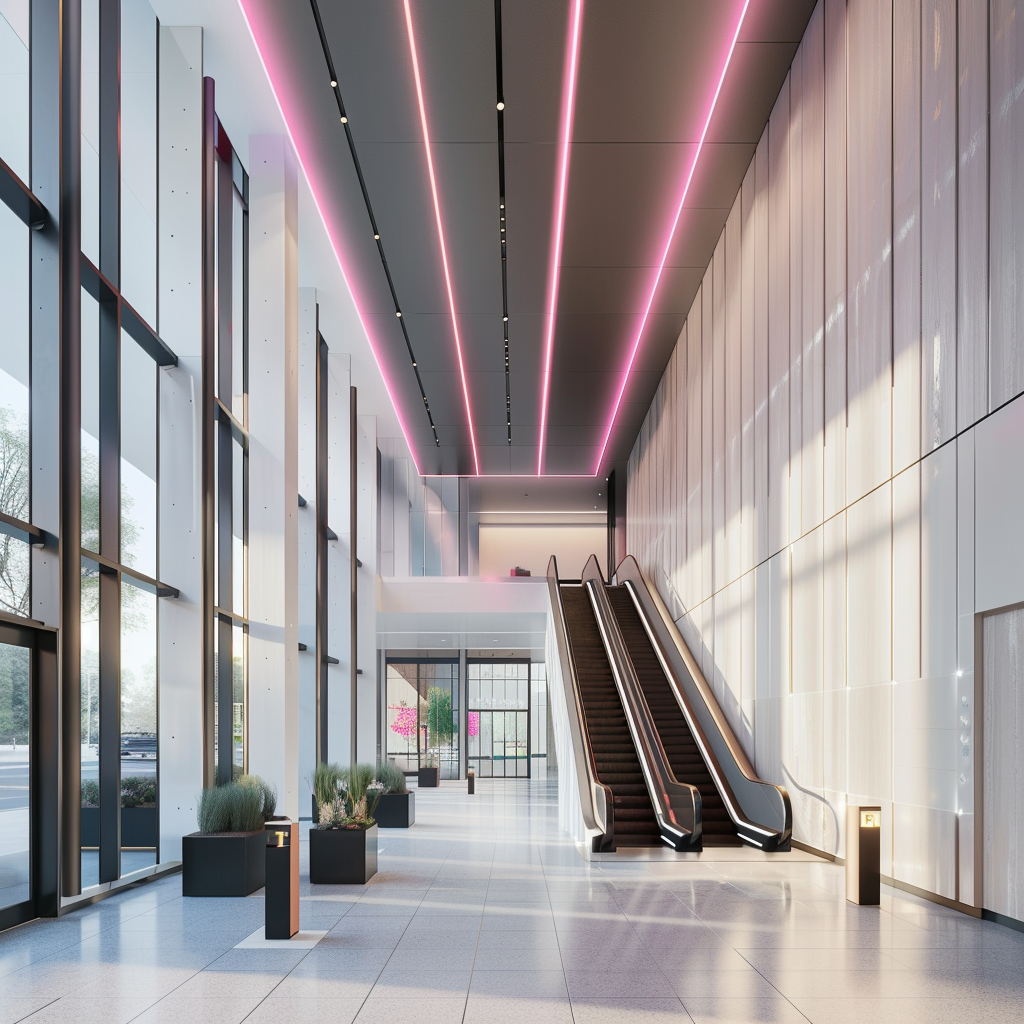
[606,586,738,846]
[548,554,792,854]
[559,586,660,847]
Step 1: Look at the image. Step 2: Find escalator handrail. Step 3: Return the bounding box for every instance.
[616,556,792,848]
[546,555,614,849]
[581,556,701,851]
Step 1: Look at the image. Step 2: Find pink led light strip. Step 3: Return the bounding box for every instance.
[536,0,585,477]
[236,0,425,476]
[591,0,751,477]
[403,0,481,476]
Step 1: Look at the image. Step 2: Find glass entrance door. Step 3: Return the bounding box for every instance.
[0,626,32,924]
[467,661,531,778]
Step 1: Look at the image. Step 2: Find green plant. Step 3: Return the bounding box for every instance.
[312,761,382,829]
[81,776,157,808]
[121,776,157,808]
[196,781,265,834]
[238,773,277,819]
[375,760,407,795]
[425,686,453,769]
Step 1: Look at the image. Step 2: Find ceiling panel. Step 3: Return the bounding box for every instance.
[251,0,814,476]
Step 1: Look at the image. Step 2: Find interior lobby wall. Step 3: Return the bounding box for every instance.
[478,524,606,579]
[627,0,1024,913]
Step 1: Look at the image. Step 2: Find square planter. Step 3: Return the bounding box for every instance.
[375,791,415,828]
[80,807,158,848]
[309,824,378,884]
[417,766,439,788]
[182,831,266,896]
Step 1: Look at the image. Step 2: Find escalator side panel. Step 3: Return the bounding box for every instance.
[559,586,660,848]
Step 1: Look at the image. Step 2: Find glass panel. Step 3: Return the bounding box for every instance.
[232,187,245,422]
[232,441,244,616]
[121,577,156,873]
[120,0,157,326]
[232,622,245,775]
[0,0,29,180]
[0,639,30,911]
[212,620,219,775]
[80,563,100,888]
[0,202,29,530]
[81,291,100,552]
[81,0,100,266]
[386,664,421,773]
[120,335,157,577]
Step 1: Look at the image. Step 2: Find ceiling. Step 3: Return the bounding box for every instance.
[243,0,815,477]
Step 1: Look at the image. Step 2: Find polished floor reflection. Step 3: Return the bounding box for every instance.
[1,779,1023,1023]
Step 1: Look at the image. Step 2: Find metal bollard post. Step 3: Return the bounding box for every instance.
[467,769,475,795]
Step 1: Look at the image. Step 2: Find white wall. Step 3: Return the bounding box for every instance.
[478,524,606,579]
[627,0,1024,913]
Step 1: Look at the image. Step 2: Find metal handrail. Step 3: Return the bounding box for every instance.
[581,556,701,851]
[615,556,792,850]
[546,556,614,851]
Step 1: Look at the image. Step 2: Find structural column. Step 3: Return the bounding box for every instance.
[247,135,300,821]
[156,25,204,863]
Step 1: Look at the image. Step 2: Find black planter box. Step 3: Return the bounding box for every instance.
[309,824,378,884]
[182,831,266,896]
[375,792,415,828]
[417,767,439,788]
[80,807,158,848]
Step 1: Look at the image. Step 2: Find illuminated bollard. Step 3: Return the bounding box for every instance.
[265,822,299,939]
[846,806,881,906]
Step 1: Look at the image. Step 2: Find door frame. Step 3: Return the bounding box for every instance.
[0,616,59,932]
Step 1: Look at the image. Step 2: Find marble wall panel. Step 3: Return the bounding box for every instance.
[893,802,956,899]
[686,290,703,610]
[768,548,792,699]
[892,464,921,683]
[789,46,805,544]
[823,510,847,691]
[789,690,826,849]
[713,238,727,595]
[801,2,826,536]
[893,0,922,473]
[921,444,958,678]
[989,0,1024,408]
[846,482,892,689]
[725,197,743,587]
[823,0,848,519]
[846,0,893,503]
[957,0,989,432]
[702,268,714,600]
[792,526,824,696]
[768,78,792,556]
[754,132,771,565]
[974,401,1024,615]
[921,0,958,451]
[741,165,756,576]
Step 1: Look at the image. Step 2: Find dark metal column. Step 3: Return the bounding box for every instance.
[215,139,234,786]
[315,334,329,763]
[200,78,217,787]
[59,0,84,899]
[31,0,64,918]
[350,386,357,771]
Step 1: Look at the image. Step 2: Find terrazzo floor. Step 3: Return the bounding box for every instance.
[1,778,1022,1023]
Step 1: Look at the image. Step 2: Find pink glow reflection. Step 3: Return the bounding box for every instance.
[592,0,751,477]
[403,0,481,475]
[536,0,585,476]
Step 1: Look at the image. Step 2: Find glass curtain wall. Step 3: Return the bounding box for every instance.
[467,660,531,778]
[209,117,249,784]
[385,660,459,779]
[76,0,176,888]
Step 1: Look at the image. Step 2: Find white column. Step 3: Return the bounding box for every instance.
[247,134,300,820]
[356,413,378,762]
[297,288,318,798]
[326,352,352,763]
[156,25,203,862]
